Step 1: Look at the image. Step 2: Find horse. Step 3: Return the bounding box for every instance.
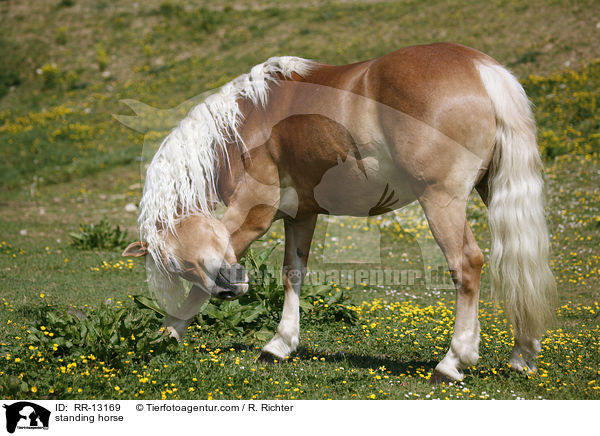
[123,42,556,382]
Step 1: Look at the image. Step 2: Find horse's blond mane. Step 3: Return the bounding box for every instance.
[138,56,313,267]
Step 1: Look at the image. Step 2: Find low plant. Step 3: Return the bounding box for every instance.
[39,63,60,89]
[64,70,80,90]
[200,246,356,340]
[55,26,68,45]
[25,303,176,369]
[0,36,21,97]
[95,44,109,72]
[69,216,130,250]
[157,1,183,17]
[135,246,357,342]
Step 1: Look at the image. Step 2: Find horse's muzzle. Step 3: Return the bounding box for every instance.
[213,263,249,300]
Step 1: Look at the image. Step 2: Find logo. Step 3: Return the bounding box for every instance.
[2,402,50,434]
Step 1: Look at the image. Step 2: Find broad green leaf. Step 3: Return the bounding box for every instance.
[299,299,314,313]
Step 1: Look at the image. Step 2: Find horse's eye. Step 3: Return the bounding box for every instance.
[166,255,182,273]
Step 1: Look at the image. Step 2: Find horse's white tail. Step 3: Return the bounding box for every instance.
[477,62,556,341]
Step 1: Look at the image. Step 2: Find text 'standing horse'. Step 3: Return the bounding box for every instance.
[123,43,556,382]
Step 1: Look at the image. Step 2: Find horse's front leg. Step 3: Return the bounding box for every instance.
[259,215,317,361]
[162,285,211,341]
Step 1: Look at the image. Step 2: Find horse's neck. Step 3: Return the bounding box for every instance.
[217,135,282,257]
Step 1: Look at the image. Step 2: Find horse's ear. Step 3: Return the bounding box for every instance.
[122,241,148,257]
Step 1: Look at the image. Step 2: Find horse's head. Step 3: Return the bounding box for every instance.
[123,215,249,300]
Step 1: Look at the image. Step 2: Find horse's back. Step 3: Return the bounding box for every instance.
[297,42,497,162]
[304,43,494,97]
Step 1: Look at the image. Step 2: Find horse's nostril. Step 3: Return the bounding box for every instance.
[229,263,247,283]
[216,263,248,287]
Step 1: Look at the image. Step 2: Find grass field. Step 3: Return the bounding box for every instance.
[0,0,599,400]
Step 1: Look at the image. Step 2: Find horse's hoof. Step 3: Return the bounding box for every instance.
[508,358,537,374]
[257,351,283,364]
[429,369,460,384]
[165,326,183,341]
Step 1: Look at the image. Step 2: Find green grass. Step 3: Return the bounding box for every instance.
[0,0,599,400]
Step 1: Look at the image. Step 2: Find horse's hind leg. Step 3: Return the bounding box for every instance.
[418,195,484,382]
[259,214,317,361]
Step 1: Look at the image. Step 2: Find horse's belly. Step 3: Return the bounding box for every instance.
[312,144,415,216]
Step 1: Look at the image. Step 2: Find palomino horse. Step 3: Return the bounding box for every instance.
[123,42,556,382]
